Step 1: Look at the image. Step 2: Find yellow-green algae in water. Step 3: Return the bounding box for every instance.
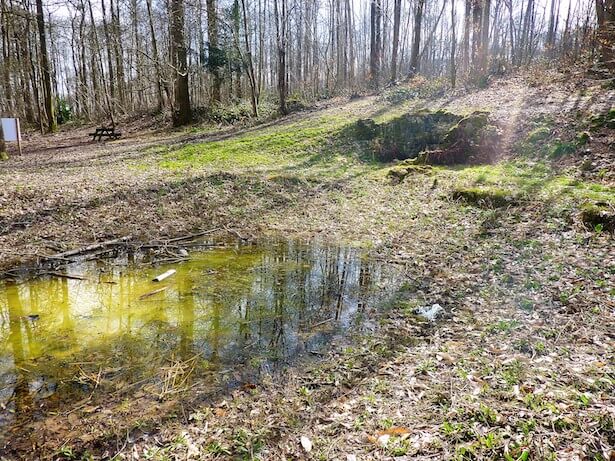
[0,240,401,427]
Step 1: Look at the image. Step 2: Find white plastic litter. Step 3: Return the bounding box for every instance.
[416,303,444,321]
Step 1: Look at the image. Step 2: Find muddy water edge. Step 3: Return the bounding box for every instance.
[0,239,408,456]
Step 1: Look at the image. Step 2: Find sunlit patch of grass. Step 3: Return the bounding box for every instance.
[160,120,336,170]
[154,114,387,180]
[451,160,615,205]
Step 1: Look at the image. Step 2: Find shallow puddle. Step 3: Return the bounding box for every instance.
[0,240,402,429]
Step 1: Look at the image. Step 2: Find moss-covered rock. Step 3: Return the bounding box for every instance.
[414,111,500,165]
[372,110,463,161]
[387,164,433,182]
[526,126,552,143]
[354,119,379,140]
[590,108,615,130]
[452,187,517,208]
[576,131,591,146]
[351,109,500,165]
[580,203,615,231]
[549,140,576,158]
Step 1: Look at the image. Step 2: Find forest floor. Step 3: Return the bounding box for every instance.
[1,68,614,460]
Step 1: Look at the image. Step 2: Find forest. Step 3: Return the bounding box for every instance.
[0,0,612,129]
[0,0,614,460]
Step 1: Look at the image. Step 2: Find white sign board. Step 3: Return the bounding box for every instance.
[1,118,22,155]
[1,118,20,142]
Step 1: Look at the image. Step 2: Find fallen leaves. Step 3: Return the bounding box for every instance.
[375,426,412,437]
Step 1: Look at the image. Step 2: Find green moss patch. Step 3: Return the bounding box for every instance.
[526,126,552,143]
[589,108,615,130]
[387,164,433,182]
[452,187,518,208]
[159,116,348,171]
[580,203,615,232]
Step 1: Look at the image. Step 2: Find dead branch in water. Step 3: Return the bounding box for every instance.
[147,228,221,246]
[139,286,168,300]
[45,236,133,261]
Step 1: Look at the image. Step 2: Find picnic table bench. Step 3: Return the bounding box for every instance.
[88,126,122,141]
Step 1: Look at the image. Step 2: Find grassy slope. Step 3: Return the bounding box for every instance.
[3,75,614,460]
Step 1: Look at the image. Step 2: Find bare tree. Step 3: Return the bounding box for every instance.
[391,0,401,82]
[0,121,6,159]
[596,0,615,69]
[170,0,191,125]
[409,0,425,76]
[240,0,259,116]
[451,0,457,87]
[546,0,559,56]
[206,0,222,103]
[480,0,491,71]
[146,0,166,112]
[36,0,56,132]
[273,0,288,114]
[369,0,382,88]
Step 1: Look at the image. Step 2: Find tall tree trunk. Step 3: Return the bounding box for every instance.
[462,0,472,73]
[471,0,483,68]
[0,121,6,159]
[390,0,401,82]
[346,0,355,86]
[596,0,615,69]
[170,0,191,125]
[206,0,222,103]
[88,0,115,125]
[409,0,425,76]
[273,0,287,114]
[505,0,516,65]
[78,3,89,119]
[451,0,457,87]
[100,0,115,106]
[1,0,13,115]
[110,0,125,108]
[520,0,534,64]
[145,0,166,112]
[480,0,491,71]
[369,0,381,88]
[36,0,56,132]
[131,0,143,110]
[546,0,559,56]
[240,0,259,116]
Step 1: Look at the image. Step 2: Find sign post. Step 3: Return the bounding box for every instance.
[1,118,22,155]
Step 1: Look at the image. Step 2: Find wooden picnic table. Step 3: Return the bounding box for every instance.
[88,126,122,141]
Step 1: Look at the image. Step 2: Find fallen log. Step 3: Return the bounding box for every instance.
[46,236,133,260]
[46,272,89,281]
[151,229,220,245]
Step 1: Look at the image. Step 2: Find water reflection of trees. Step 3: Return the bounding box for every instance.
[222,242,382,364]
[5,283,32,422]
[0,241,396,428]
